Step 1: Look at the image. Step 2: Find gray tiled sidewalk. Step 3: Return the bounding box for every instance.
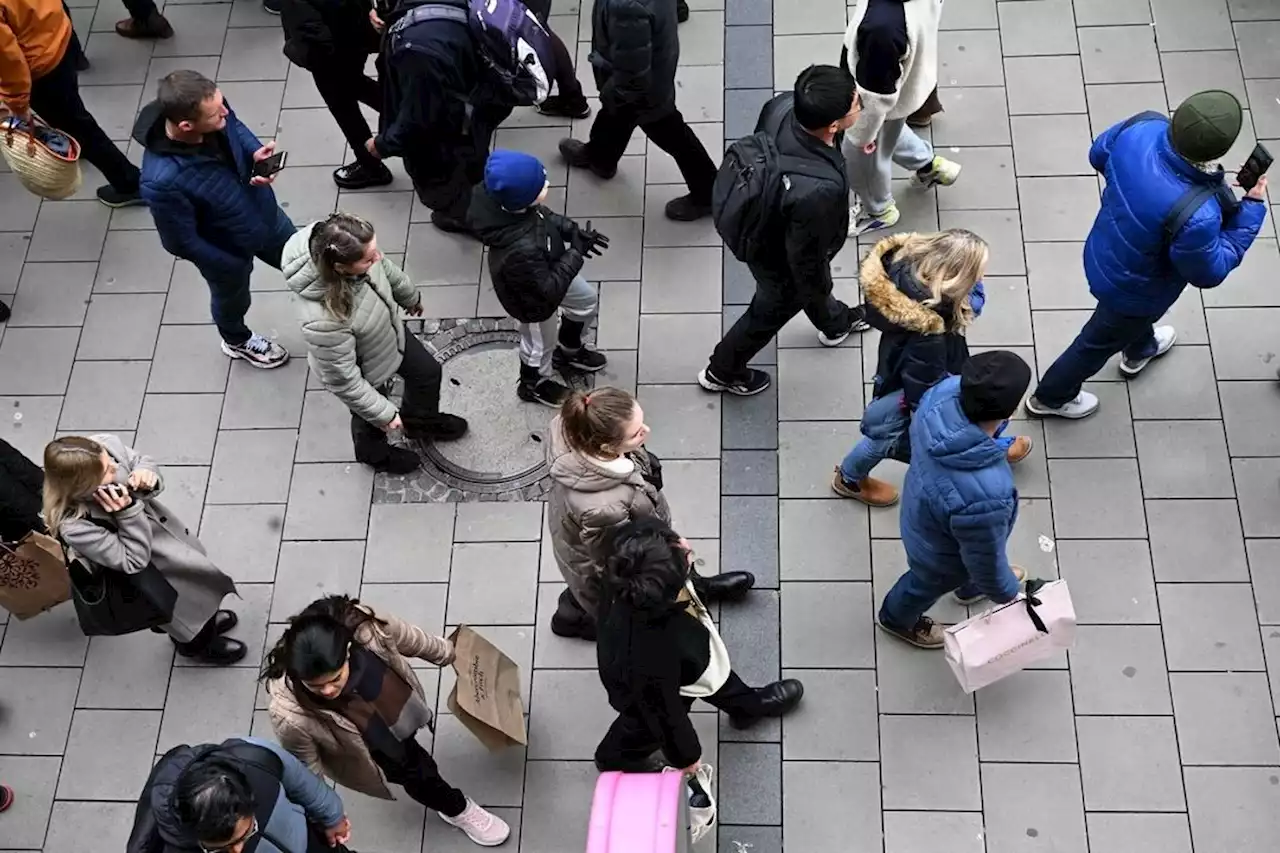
[2,0,1280,850]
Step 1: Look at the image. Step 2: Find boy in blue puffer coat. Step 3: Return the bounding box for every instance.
[879,351,1031,649]
[1026,90,1268,419]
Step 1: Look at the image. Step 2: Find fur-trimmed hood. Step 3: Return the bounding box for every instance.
[861,233,948,335]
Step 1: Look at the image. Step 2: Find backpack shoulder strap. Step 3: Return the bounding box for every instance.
[1163,184,1223,242]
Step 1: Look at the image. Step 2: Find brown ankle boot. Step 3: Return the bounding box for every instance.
[830,468,900,507]
[116,13,173,39]
[1005,435,1033,465]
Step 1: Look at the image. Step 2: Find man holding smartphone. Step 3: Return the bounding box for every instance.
[1025,89,1269,420]
[134,70,296,369]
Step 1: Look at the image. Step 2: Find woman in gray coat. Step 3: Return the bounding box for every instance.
[43,435,243,665]
[283,212,468,475]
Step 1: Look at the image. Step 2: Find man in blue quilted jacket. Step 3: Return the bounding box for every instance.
[1026,90,1268,419]
[134,69,294,369]
[880,351,1031,649]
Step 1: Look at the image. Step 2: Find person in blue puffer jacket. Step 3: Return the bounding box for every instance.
[1026,90,1268,419]
[135,69,296,370]
[879,351,1032,649]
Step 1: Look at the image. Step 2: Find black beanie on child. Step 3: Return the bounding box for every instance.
[959,351,1032,423]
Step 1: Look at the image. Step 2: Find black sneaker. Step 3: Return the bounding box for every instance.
[664,194,712,222]
[262,0,282,14]
[553,346,608,373]
[333,161,393,190]
[0,299,10,323]
[558,138,617,179]
[697,366,771,396]
[96,185,144,208]
[430,210,472,235]
[537,95,592,120]
[518,377,573,407]
[359,446,421,475]
[403,413,469,442]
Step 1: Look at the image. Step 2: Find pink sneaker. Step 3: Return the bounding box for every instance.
[439,798,510,847]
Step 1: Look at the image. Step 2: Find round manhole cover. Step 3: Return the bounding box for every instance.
[373,319,594,503]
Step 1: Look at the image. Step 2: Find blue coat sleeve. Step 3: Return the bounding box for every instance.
[968,281,986,317]
[1088,121,1123,174]
[227,111,265,165]
[950,498,1021,603]
[239,736,345,830]
[144,182,251,277]
[1171,198,1268,289]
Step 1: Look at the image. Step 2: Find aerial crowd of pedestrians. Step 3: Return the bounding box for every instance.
[0,0,1271,848]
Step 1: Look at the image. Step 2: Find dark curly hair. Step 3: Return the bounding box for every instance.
[594,517,692,612]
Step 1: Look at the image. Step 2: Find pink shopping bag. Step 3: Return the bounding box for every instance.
[944,579,1076,693]
[586,771,690,853]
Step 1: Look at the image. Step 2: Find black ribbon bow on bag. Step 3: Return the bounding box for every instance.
[1023,577,1049,634]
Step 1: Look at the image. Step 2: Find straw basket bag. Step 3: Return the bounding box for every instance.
[0,110,82,200]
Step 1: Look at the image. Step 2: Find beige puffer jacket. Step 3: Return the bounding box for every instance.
[264,605,454,799]
[282,222,422,428]
[545,415,671,613]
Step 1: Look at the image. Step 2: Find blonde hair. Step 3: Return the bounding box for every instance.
[560,387,637,459]
[893,229,989,328]
[42,436,108,536]
[307,213,378,322]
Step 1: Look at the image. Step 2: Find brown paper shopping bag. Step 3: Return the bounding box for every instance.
[0,531,71,620]
[446,625,528,751]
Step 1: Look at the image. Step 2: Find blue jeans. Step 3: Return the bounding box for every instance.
[1034,303,1160,408]
[880,560,986,631]
[200,219,297,346]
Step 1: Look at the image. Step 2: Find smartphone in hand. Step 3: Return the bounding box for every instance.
[252,149,288,179]
[1237,143,1272,191]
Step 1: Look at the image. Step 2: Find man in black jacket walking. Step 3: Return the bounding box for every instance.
[369,0,513,234]
[699,65,869,396]
[558,0,717,222]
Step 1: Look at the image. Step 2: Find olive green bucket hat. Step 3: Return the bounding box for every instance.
[1170,90,1244,163]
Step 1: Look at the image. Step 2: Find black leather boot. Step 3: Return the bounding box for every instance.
[549,588,597,641]
[174,616,248,666]
[694,571,755,603]
[729,679,804,730]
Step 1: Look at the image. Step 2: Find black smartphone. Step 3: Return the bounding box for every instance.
[1237,142,1272,191]
[252,149,288,179]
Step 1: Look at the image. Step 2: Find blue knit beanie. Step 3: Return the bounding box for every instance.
[484,150,548,210]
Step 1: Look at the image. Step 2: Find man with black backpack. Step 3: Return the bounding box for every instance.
[127,736,354,853]
[371,0,545,235]
[698,64,870,396]
[1025,90,1269,420]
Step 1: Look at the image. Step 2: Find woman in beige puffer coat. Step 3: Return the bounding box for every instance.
[282,212,467,474]
[546,387,755,641]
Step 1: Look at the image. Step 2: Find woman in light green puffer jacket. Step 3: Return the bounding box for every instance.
[282,213,467,474]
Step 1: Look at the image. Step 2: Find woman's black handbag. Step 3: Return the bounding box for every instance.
[63,517,177,637]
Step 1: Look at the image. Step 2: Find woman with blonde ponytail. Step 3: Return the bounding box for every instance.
[282,212,468,475]
[44,435,242,664]
[832,229,1033,507]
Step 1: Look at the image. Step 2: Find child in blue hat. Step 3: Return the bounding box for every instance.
[469,150,611,405]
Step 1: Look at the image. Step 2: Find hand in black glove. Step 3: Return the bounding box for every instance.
[577,220,610,258]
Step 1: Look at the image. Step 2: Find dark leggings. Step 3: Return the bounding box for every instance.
[372,736,467,817]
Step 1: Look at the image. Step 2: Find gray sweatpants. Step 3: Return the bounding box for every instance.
[843,118,935,216]
[518,274,599,376]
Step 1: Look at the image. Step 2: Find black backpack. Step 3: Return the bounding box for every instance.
[1115,111,1240,247]
[712,131,838,264]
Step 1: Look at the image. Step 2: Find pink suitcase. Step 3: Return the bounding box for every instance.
[586,771,690,853]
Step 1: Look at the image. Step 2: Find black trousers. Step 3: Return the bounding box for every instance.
[586,105,716,203]
[709,263,854,381]
[404,101,512,220]
[313,53,383,170]
[371,736,467,817]
[351,329,444,464]
[124,0,160,18]
[29,47,140,193]
[595,672,764,770]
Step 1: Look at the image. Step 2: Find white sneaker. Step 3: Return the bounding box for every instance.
[1024,391,1100,419]
[221,333,289,369]
[912,155,962,188]
[817,314,871,347]
[439,799,510,847]
[849,204,901,237]
[1119,325,1177,376]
